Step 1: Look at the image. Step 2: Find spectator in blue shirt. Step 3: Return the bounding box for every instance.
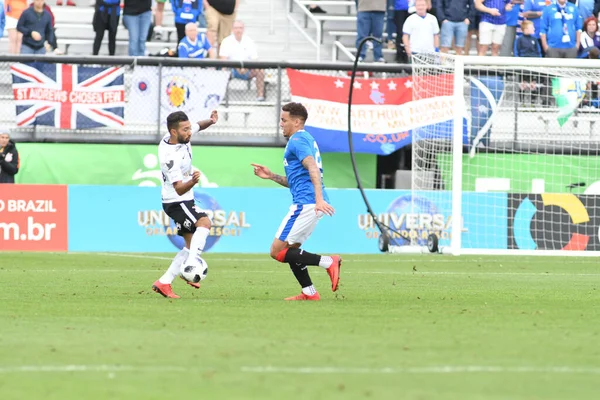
[436,0,475,55]
[540,0,582,58]
[178,22,215,58]
[577,0,599,19]
[475,0,513,56]
[499,0,522,56]
[171,0,204,45]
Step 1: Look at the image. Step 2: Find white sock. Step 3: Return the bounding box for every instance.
[318,256,333,269]
[302,285,317,296]
[159,248,189,284]
[184,227,210,267]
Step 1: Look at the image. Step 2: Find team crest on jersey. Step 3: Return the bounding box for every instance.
[283,158,288,166]
[166,160,174,170]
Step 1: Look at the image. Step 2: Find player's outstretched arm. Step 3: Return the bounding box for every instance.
[251,163,289,187]
[196,110,219,132]
[302,156,334,216]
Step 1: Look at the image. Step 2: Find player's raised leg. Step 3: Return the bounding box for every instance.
[152,248,190,298]
[183,215,212,272]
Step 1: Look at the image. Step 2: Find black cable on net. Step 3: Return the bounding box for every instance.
[346,36,406,252]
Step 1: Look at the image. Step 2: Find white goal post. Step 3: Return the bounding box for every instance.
[404,54,600,256]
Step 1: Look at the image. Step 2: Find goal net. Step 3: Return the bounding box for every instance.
[409,53,600,256]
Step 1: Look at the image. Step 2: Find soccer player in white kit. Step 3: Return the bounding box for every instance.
[251,102,342,301]
[152,110,218,299]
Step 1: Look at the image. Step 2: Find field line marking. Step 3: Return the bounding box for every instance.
[0,365,599,375]
[240,365,600,374]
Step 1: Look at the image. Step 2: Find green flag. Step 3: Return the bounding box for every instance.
[552,77,586,127]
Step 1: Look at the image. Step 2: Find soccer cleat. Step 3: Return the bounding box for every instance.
[284,292,321,301]
[180,276,200,289]
[327,255,342,292]
[152,280,180,299]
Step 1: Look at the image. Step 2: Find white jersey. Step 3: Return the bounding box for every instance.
[158,134,194,203]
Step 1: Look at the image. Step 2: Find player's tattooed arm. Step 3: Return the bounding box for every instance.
[251,163,288,187]
[302,156,335,216]
[270,174,289,188]
[302,156,324,200]
[196,110,219,132]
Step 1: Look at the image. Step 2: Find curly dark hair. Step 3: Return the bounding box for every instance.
[281,102,308,122]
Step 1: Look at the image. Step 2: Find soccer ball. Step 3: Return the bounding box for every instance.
[180,258,209,283]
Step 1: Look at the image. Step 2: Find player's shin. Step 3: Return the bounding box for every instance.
[277,247,332,268]
[288,262,317,295]
[159,248,190,284]
[185,227,210,267]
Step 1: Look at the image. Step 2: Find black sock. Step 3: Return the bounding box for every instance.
[288,262,312,288]
[283,248,321,266]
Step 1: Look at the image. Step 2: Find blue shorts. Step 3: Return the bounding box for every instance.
[440,20,469,48]
[232,69,251,80]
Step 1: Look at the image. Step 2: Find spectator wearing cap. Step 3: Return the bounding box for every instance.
[0,131,19,184]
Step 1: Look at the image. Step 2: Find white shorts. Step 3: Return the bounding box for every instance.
[5,16,18,30]
[479,22,506,45]
[275,204,323,245]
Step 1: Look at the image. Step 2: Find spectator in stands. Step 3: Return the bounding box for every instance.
[540,0,582,58]
[92,0,121,55]
[178,22,215,58]
[356,0,386,62]
[394,0,411,62]
[465,9,480,54]
[0,2,5,39]
[576,0,600,19]
[514,20,541,97]
[42,1,60,53]
[514,20,541,55]
[402,0,439,58]
[172,0,204,45]
[5,0,27,54]
[0,130,19,184]
[580,16,600,56]
[17,0,54,54]
[219,20,265,101]
[205,0,237,46]
[436,0,475,55]
[153,0,166,40]
[123,0,152,56]
[385,0,396,49]
[475,0,513,56]
[499,0,521,56]
[522,0,551,57]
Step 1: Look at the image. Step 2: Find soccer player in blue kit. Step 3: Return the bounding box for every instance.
[251,102,342,301]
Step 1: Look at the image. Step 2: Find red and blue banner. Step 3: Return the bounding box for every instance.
[287,68,460,155]
[11,63,125,129]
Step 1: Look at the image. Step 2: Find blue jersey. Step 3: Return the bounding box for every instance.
[283,130,329,205]
[178,34,211,58]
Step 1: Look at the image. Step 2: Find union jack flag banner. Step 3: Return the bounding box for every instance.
[11,63,125,129]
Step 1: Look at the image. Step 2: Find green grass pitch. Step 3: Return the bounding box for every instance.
[0,252,599,399]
